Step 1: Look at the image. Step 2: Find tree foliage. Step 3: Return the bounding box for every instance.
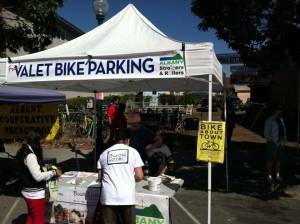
[0,0,63,57]
[191,0,300,75]
[158,93,205,105]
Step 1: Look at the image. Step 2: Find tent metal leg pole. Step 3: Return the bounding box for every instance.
[208,75,212,121]
[93,93,97,172]
[208,160,212,224]
[92,120,97,171]
[208,74,212,224]
[223,87,229,191]
[297,69,300,154]
[65,104,80,171]
[250,104,264,130]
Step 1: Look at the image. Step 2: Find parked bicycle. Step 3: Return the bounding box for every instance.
[58,109,94,138]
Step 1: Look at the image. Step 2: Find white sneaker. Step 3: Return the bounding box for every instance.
[267,176,273,183]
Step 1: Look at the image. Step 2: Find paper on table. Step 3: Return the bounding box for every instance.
[161,174,176,182]
[87,180,101,187]
[66,178,86,185]
[61,171,78,178]
[77,172,93,178]
[170,178,182,184]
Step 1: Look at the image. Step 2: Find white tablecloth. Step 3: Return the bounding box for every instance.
[45,172,184,224]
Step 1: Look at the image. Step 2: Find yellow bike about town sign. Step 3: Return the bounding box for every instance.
[197,121,225,163]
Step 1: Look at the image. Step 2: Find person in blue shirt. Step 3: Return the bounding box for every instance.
[126,112,163,175]
[264,105,287,183]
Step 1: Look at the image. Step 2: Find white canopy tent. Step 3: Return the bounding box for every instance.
[0,5,224,223]
[0,4,222,92]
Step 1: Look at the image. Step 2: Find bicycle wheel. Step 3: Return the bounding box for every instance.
[201,142,208,150]
[212,143,219,150]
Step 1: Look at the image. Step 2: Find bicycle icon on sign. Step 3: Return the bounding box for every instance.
[201,140,220,151]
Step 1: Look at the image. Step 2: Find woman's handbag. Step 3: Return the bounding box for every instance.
[92,180,103,223]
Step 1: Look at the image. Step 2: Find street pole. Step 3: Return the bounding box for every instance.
[93,91,104,171]
[96,94,103,170]
[92,0,109,171]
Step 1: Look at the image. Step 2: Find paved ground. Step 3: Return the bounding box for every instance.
[1,123,300,223]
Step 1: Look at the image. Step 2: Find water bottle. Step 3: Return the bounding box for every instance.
[167,159,175,172]
[143,161,149,180]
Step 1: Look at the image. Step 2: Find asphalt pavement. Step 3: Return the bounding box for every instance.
[1,141,300,224]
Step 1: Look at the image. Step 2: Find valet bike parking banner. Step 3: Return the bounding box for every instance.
[6,52,186,82]
[197,121,225,163]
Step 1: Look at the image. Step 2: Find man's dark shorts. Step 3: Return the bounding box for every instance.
[266,141,284,159]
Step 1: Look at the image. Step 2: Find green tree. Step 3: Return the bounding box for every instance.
[66,97,93,111]
[158,94,168,105]
[158,94,177,105]
[143,96,152,106]
[0,0,63,57]
[135,92,143,103]
[191,0,300,75]
[103,95,127,105]
[179,93,204,105]
[158,93,205,105]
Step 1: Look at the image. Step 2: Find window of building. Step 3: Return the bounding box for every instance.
[58,29,66,41]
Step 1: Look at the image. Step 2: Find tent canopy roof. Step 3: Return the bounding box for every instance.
[0,4,223,93]
[10,4,211,61]
[0,86,66,104]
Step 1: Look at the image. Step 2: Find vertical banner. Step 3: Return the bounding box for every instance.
[197,121,225,163]
[45,201,94,224]
[136,193,169,224]
[45,185,100,224]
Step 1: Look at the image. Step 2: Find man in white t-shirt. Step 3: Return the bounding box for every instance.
[97,128,144,224]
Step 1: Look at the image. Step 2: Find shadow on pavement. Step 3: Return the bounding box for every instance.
[2,132,300,202]
[57,157,94,173]
[12,214,27,223]
[171,139,300,201]
[0,157,22,197]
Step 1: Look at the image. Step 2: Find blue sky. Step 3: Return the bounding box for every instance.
[58,0,234,75]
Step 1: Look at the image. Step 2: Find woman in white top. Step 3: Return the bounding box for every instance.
[16,131,62,224]
[97,128,144,224]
